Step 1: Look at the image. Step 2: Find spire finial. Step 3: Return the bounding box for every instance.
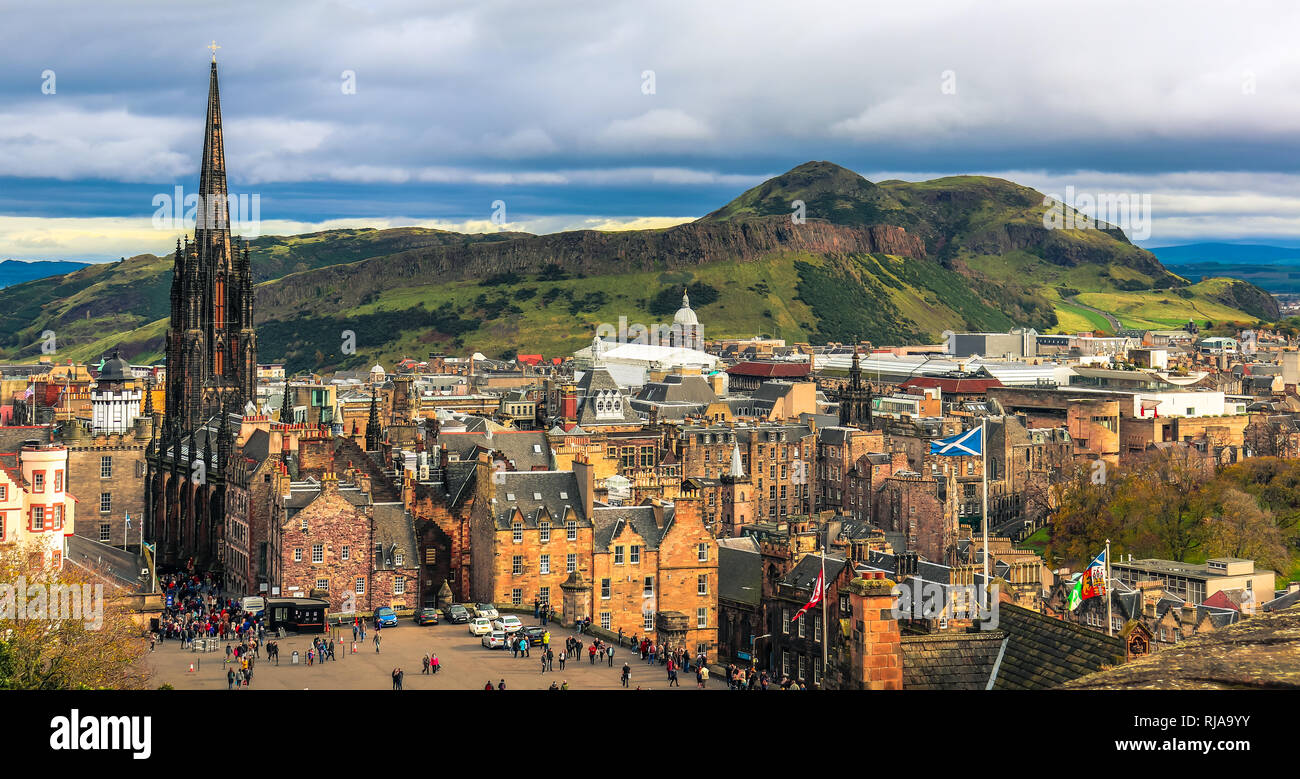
[207,40,221,62]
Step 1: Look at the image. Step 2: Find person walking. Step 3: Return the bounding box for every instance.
[621,662,631,688]
[422,655,430,674]
[484,680,494,690]
[588,643,597,664]
[391,668,401,690]
[226,667,236,690]
[431,654,440,674]
[541,654,548,675]
[558,651,566,671]
[546,648,554,671]
[698,665,710,688]
[374,632,381,653]
[498,679,506,691]
[607,644,615,667]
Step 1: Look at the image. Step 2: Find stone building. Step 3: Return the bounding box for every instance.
[677,420,815,522]
[272,468,420,612]
[61,418,152,549]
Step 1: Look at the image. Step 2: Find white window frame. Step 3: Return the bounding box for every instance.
[311,543,324,564]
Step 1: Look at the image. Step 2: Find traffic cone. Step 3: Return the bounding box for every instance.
[188,663,195,673]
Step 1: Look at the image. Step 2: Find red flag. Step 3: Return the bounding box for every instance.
[790,568,825,623]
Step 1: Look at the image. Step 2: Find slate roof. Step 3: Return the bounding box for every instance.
[780,553,848,594]
[372,502,419,570]
[574,366,643,426]
[902,633,1004,690]
[991,603,1126,690]
[491,470,589,528]
[440,430,551,470]
[1064,605,1300,689]
[634,374,717,404]
[591,504,662,551]
[726,361,810,378]
[718,536,761,607]
[1263,588,1300,613]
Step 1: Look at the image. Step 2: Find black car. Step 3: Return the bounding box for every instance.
[442,603,470,624]
[413,607,440,626]
[520,625,547,646]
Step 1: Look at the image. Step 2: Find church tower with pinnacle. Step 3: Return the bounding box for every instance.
[165,53,258,434]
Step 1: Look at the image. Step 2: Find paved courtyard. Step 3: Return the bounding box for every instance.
[150,615,717,691]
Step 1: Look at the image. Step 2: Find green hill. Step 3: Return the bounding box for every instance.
[0,162,1278,372]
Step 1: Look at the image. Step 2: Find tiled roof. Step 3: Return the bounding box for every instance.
[992,603,1126,690]
[726,362,811,378]
[1065,605,1300,689]
[902,633,1004,690]
[592,505,661,551]
[491,470,589,528]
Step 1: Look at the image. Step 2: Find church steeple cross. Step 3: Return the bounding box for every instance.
[207,40,221,62]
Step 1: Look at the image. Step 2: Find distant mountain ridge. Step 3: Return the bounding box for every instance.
[0,259,90,289]
[0,162,1279,371]
[1150,243,1300,266]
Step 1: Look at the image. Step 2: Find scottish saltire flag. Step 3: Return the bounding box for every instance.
[1067,549,1107,611]
[930,427,982,456]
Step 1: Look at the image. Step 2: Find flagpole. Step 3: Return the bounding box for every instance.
[820,524,828,688]
[981,416,989,613]
[1105,538,1113,637]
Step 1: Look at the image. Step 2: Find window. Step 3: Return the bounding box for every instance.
[601,578,611,599]
[566,553,576,574]
[99,523,111,543]
[315,578,328,591]
[781,607,790,634]
[33,472,44,492]
[293,548,303,562]
[54,471,62,492]
[697,574,708,596]
[300,516,308,533]
[798,655,806,681]
[814,658,822,686]
[814,614,822,642]
[53,505,62,530]
[100,456,113,478]
[614,546,624,565]
[425,548,436,564]
[512,555,523,575]
[0,485,6,501]
[511,588,523,606]
[355,577,365,594]
[100,492,111,513]
[539,554,551,575]
[311,544,324,564]
[394,576,405,595]
[394,552,404,567]
[643,611,655,630]
[797,613,806,638]
[538,586,549,604]
[566,520,577,541]
[630,545,641,564]
[697,542,709,562]
[511,522,523,543]
[696,607,707,628]
[341,545,350,561]
[600,612,611,630]
[782,650,791,676]
[539,520,551,543]
[643,576,654,598]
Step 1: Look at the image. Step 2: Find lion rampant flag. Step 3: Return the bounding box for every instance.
[1067,549,1108,611]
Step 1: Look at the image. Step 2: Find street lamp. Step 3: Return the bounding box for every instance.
[750,633,771,670]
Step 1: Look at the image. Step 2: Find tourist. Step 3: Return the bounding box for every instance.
[621,662,631,687]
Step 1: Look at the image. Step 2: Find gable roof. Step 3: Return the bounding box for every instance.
[491,470,589,528]
[718,536,762,607]
[902,633,1004,690]
[592,505,662,551]
[991,603,1127,690]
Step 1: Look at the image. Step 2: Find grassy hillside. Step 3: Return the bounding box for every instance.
[3,161,1279,371]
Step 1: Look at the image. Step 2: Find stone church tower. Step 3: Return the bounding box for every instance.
[838,347,873,428]
[164,57,257,435]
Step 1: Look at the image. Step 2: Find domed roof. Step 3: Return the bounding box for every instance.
[98,349,132,383]
[673,288,699,327]
[370,363,385,374]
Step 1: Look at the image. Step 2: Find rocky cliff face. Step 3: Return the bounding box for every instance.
[254,216,927,317]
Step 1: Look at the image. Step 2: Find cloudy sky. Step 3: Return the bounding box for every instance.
[4,0,1300,261]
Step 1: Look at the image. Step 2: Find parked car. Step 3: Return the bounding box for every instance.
[413,607,440,626]
[491,615,523,634]
[472,603,499,620]
[468,617,494,636]
[442,604,470,624]
[520,625,546,646]
[373,607,397,628]
[481,630,507,649]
